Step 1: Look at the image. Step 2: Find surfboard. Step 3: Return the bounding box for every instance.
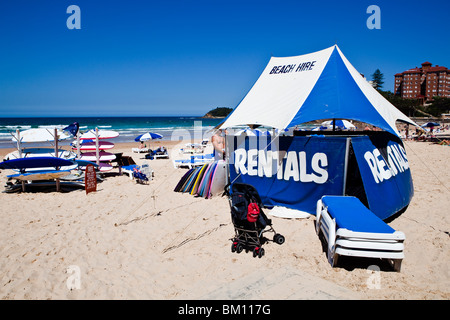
[205,162,218,198]
[79,151,116,162]
[79,130,119,140]
[12,128,70,143]
[7,170,72,181]
[174,169,193,192]
[75,141,115,151]
[184,168,198,193]
[4,180,85,193]
[184,167,200,193]
[209,160,227,197]
[79,162,112,172]
[0,157,75,170]
[98,163,113,172]
[4,148,76,161]
[73,160,98,167]
[195,163,210,196]
[190,164,208,195]
[199,163,214,197]
[177,169,194,192]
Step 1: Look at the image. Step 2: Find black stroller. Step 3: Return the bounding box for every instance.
[225,183,285,258]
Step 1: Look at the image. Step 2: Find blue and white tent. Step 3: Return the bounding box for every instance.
[222,45,418,220]
[219,45,418,136]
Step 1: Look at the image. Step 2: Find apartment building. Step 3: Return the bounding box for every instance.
[394,62,450,102]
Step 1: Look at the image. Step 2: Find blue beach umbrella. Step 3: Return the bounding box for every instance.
[234,128,269,136]
[321,119,355,130]
[421,122,439,128]
[134,132,163,142]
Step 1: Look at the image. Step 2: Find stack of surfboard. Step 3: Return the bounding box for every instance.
[76,129,119,172]
[2,128,81,191]
[1,157,76,181]
[174,160,227,199]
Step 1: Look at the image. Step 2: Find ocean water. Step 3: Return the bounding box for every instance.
[0,116,223,149]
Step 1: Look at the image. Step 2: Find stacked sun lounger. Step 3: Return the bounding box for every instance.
[173,154,213,169]
[315,195,405,272]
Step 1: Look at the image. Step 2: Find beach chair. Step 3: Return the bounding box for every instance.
[315,195,405,272]
[121,165,140,179]
[132,147,149,153]
[140,161,154,180]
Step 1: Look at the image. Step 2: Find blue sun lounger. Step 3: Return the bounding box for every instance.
[315,196,405,271]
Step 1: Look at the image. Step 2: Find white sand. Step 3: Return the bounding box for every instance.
[0,139,448,300]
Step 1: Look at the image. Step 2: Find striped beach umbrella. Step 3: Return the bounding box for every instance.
[134,132,163,141]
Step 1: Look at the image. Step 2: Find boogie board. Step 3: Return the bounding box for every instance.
[75,141,115,151]
[7,170,71,181]
[80,130,119,140]
[79,151,116,162]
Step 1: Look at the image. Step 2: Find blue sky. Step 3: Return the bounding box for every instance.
[0,0,449,117]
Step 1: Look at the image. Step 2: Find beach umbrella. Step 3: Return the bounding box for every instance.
[321,119,355,130]
[134,132,163,141]
[421,122,439,128]
[234,128,269,136]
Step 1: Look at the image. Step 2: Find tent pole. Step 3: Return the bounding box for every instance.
[95,127,100,166]
[76,131,81,159]
[16,129,26,192]
[55,128,61,192]
[342,137,351,195]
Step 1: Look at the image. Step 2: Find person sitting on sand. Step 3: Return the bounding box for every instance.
[139,141,146,149]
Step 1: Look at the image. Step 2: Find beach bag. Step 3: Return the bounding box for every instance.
[231,192,248,221]
[247,202,260,223]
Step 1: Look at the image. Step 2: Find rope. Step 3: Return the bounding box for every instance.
[403,140,449,192]
[162,223,229,254]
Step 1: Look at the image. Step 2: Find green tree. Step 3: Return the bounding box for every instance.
[371,69,384,91]
[426,97,450,117]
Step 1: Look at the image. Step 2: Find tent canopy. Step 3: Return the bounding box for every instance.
[219,45,418,137]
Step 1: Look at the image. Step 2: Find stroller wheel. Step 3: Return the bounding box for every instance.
[236,243,244,254]
[252,247,259,258]
[231,242,236,253]
[274,233,285,245]
[258,248,265,258]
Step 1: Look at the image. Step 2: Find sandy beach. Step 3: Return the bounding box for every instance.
[0,138,448,300]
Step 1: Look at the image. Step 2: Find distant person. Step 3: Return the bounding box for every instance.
[212,129,225,160]
[139,141,145,149]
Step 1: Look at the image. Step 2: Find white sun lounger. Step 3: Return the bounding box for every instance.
[315,195,405,272]
[132,148,149,153]
[172,154,213,169]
